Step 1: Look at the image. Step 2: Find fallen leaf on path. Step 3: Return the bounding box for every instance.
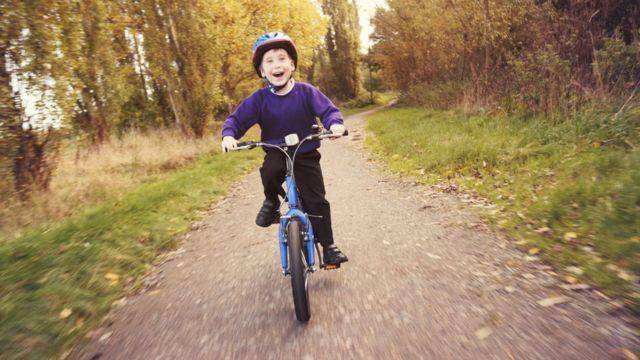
[504,286,516,293]
[563,232,578,242]
[522,273,536,280]
[537,296,571,307]
[425,252,441,260]
[59,308,72,319]
[99,331,113,342]
[623,348,638,360]
[528,248,540,255]
[475,327,493,340]
[112,298,127,308]
[563,275,578,284]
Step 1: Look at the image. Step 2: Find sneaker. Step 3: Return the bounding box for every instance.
[255,199,280,227]
[323,244,348,265]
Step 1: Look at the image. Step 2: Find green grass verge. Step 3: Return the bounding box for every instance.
[0,150,261,359]
[365,105,640,309]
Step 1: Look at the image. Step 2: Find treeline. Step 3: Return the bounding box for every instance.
[371,0,640,113]
[0,0,362,200]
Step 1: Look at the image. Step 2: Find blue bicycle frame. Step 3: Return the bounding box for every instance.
[278,171,316,274]
[229,127,346,322]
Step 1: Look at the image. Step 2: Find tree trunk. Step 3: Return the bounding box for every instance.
[1,41,55,197]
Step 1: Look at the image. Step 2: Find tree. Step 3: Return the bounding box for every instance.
[0,0,63,196]
[321,0,362,100]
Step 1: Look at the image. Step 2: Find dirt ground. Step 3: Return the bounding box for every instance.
[74,107,639,360]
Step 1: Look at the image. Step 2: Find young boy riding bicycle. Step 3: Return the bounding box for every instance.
[221,32,348,266]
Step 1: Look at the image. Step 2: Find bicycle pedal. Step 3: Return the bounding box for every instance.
[323,264,340,270]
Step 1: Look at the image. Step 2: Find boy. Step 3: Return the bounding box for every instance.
[221,32,348,266]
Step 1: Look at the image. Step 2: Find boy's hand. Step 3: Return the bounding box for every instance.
[329,124,346,138]
[221,136,238,152]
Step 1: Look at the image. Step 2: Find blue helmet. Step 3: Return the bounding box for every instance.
[251,32,298,77]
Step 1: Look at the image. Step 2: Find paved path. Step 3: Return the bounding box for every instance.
[75,107,639,359]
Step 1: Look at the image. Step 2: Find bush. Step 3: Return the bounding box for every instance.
[398,81,468,109]
[594,33,640,95]
[342,92,382,108]
[509,45,575,116]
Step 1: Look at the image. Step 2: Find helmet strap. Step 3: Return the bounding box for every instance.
[263,73,294,95]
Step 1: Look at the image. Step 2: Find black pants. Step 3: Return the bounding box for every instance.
[259,149,334,247]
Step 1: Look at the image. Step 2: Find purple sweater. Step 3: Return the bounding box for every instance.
[222,82,344,153]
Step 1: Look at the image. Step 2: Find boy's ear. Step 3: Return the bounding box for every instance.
[259,66,266,78]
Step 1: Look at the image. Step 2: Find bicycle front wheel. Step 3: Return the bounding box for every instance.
[288,218,311,322]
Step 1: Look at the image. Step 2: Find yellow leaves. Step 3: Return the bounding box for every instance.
[104,272,120,286]
[537,295,571,307]
[528,247,540,255]
[607,264,638,282]
[563,232,578,242]
[59,308,72,319]
[534,227,552,236]
[566,266,584,276]
[622,348,638,360]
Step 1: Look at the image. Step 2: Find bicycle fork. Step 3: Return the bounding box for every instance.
[278,212,317,276]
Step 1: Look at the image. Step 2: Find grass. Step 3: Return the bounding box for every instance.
[0,147,262,359]
[1,129,221,238]
[365,105,640,309]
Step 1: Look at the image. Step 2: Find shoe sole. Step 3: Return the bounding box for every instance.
[255,213,281,227]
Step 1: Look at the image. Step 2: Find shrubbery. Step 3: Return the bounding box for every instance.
[372,1,640,115]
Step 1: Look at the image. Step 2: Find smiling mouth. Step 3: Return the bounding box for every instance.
[272,71,284,79]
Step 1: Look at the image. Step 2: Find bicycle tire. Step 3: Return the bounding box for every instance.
[288,218,311,322]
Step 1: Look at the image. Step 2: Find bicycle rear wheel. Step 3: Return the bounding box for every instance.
[287,218,310,322]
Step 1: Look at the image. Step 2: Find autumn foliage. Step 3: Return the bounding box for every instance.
[371,0,640,113]
[0,0,326,198]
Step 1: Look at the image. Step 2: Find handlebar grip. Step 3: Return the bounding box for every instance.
[326,129,348,136]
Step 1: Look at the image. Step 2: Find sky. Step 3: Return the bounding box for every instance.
[355,0,388,51]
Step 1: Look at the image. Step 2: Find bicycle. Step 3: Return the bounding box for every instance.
[228,125,347,322]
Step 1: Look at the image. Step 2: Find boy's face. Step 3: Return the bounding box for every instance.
[260,48,295,87]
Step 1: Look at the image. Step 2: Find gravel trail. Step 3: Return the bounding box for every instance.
[75,107,639,360]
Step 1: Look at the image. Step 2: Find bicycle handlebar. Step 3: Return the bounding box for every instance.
[229,129,349,152]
